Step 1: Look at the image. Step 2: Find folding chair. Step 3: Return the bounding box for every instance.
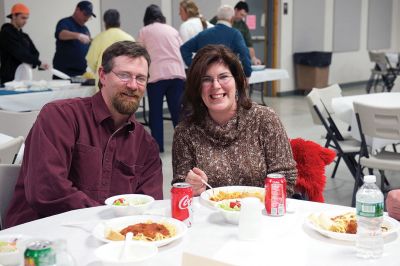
[0,110,39,139]
[0,136,24,164]
[353,101,400,206]
[0,164,21,229]
[306,86,356,179]
[366,51,398,93]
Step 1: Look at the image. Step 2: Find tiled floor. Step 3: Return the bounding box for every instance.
[141,85,400,206]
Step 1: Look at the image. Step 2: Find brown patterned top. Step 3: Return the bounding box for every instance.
[172,103,297,196]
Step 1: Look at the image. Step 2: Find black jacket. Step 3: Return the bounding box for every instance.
[0,23,41,84]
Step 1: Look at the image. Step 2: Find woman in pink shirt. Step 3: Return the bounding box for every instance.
[138,5,186,152]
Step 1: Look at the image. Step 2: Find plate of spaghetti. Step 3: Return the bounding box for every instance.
[92,215,187,247]
[200,186,264,208]
[305,211,400,241]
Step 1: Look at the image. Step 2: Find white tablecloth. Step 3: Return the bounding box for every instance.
[1,198,399,266]
[249,68,289,84]
[331,93,400,151]
[0,86,96,112]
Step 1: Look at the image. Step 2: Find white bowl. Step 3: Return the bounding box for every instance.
[0,235,30,266]
[105,194,154,217]
[216,199,264,224]
[94,241,158,266]
[251,65,266,71]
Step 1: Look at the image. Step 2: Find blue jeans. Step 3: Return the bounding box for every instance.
[147,78,184,152]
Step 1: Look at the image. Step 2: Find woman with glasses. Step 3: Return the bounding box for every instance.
[172,45,297,196]
[138,4,186,153]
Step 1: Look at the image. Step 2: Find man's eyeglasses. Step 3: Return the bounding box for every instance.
[111,70,147,86]
[201,74,233,88]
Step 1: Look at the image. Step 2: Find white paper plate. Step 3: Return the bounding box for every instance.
[251,65,266,71]
[305,211,400,241]
[92,215,187,247]
[200,186,264,208]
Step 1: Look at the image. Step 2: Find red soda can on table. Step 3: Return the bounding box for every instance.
[265,173,286,216]
[171,182,193,227]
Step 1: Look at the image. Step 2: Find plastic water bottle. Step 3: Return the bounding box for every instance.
[356,175,384,259]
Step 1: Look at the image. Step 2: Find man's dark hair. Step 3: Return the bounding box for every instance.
[99,41,151,89]
[234,1,249,13]
[143,4,166,26]
[103,9,120,28]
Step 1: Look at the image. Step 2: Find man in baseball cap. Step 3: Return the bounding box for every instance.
[6,3,30,18]
[0,3,48,84]
[52,1,96,78]
[77,1,96,18]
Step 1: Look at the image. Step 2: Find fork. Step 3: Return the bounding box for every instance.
[200,178,215,196]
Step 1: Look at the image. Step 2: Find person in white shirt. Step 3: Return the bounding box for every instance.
[178,0,213,42]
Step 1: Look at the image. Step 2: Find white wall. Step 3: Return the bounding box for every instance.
[3,0,101,80]
[279,0,400,92]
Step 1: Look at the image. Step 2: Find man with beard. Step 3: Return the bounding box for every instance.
[4,41,163,228]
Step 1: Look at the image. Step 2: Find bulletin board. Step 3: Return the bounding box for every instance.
[367,0,393,50]
[333,0,361,52]
[293,0,325,52]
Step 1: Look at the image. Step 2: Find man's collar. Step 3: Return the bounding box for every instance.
[216,20,232,27]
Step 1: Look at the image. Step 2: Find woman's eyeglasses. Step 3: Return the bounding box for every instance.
[111,70,147,86]
[201,74,233,88]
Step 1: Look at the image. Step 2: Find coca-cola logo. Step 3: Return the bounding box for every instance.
[178,195,192,209]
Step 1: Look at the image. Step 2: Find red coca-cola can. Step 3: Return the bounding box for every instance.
[265,173,286,216]
[171,182,193,227]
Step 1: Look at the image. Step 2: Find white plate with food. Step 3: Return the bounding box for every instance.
[305,211,400,241]
[200,186,264,208]
[92,215,187,247]
[0,234,33,266]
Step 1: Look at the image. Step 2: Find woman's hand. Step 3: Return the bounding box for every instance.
[184,167,208,196]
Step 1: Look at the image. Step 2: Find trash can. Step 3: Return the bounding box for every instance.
[293,51,332,91]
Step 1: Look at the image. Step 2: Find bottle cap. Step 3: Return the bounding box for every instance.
[363,175,376,183]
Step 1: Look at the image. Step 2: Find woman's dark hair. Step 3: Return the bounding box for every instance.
[143,4,166,26]
[103,9,120,28]
[182,44,251,124]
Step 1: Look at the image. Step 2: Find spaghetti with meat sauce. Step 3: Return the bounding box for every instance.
[105,220,176,242]
[120,222,170,241]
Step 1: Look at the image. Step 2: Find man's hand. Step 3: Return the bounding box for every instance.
[39,63,49,70]
[251,57,262,65]
[386,190,400,221]
[77,33,91,44]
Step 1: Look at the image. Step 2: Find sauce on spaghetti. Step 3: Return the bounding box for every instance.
[120,223,170,240]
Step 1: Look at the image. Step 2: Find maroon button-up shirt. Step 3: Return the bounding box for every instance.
[5,92,163,228]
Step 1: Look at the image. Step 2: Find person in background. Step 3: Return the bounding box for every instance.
[5,41,163,228]
[386,190,400,221]
[86,9,134,80]
[0,3,48,85]
[180,5,252,78]
[52,1,95,78]
[210,1,261,65]
[178,0,213,43]
[172,45,296,196]
[138,4,186,153]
